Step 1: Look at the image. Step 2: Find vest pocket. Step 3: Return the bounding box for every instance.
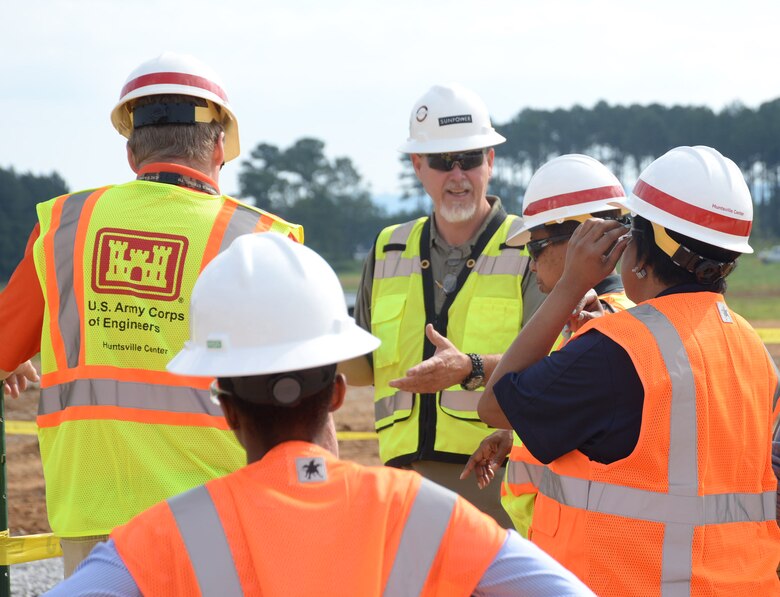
[371,293,407,369]
[531,496,561,538]
[462,296,521,354]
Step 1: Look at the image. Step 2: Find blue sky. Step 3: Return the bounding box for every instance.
[3,0,779,203]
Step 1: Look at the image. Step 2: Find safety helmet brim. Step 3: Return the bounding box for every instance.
[167,323,380,378]
[397,131,506,154]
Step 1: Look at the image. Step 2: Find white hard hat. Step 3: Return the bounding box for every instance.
[111,52,240,162]
[507,154,626,247]
[398,84,507,154]
[625,146,753,253]
[167,233,380,377]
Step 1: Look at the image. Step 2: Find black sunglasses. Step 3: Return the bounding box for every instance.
[609,214,632,226]
[426,150,486,172]
[526,234,572,260]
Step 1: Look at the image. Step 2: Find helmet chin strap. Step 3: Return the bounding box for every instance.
[651,222,735,284]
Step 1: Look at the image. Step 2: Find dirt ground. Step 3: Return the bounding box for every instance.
[4,324,779,536]
[2,383,380,535]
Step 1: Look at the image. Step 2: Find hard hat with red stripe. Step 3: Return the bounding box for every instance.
[507,154,626,247]
[111,52,240,162]
[625,146,753,254]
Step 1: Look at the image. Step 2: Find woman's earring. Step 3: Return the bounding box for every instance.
[631,266,647,279]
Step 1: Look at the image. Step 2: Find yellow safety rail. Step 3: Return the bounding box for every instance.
[0,531,62,565]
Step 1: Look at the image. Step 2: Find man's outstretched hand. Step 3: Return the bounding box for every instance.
[389,324,471,393]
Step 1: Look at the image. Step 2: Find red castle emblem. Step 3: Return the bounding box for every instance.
[92,228,188,301]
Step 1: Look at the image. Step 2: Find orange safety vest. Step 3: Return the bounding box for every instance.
[530,293,780,595]
[502,287,634,536]
[32,177,303,536]
[112,442,506,596]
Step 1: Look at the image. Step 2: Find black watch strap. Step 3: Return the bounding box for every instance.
[460,353,485,390]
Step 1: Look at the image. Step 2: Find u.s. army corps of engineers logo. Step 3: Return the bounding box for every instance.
[92,228,188,301]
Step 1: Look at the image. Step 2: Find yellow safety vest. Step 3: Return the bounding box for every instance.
[371,213,530,465]
[32,179,302,537]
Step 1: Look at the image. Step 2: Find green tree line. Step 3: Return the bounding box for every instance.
[237,138,425,268]
[3,99,780,280]
[491,99,780,238]
[0,168,67,281]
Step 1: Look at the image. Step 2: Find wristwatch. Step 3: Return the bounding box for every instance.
[460,353,485,391]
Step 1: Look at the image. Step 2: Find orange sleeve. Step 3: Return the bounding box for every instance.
[0,224,44,370]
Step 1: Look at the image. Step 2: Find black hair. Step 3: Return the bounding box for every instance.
[631,215,740,293]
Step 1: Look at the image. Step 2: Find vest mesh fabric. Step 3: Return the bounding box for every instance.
[33,180,301,536]
[370,216,528,464]
[532,294,780,595]
[113,443,506,596]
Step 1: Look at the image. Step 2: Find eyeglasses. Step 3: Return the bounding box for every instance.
[209,379,232,405]
[610,214,632,226]
[425,150,486,172]
[526,234,572,260]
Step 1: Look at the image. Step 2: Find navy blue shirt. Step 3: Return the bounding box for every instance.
[495,284,714,465]
[495,329,643,465]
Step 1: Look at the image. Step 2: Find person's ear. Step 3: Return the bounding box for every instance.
[329,373,347,413]
[411,153,424,177]
[126,144,138,173]
[486,147,495,176]
[213,131,225,170]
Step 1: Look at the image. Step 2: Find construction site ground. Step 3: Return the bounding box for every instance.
[4,322,779,536]
[4,383,381,535]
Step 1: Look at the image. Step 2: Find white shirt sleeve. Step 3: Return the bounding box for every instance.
[42,539,141,597]
[473,530,596,597]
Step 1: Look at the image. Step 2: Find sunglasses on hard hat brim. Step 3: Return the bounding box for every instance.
[425,149,487,172]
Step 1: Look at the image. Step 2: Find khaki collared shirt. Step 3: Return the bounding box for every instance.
[354,196,544,338]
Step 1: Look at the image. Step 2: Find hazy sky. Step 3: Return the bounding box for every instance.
[3,0,779,202]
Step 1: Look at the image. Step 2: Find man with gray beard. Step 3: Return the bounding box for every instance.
[344,84,544,526]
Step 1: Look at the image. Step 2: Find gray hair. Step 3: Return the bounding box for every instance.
[127,94,223,169]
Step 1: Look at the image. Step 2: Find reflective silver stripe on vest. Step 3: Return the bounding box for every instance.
[383,478,457,597]
[472,252,530,276]
[375,220,421,280]
[388,219,418,246]
[374,255,422,280]
[538,472,774,524]
[53,191,94,368]
[506,458,544,489]
[168,485,243,597]
[632,305,696,597]
[219,205,263,254]
[507,216,525,239]
[538,303,776,596]
[375,391,413,421]
[39,378,222,417]
[439,389,480,413]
